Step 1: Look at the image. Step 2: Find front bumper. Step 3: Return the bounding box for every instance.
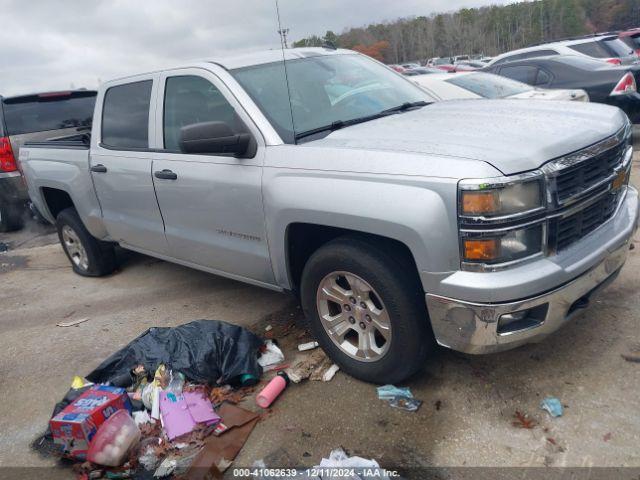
[426,189,639,354]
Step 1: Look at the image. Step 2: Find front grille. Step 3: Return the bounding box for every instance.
[550,192,620,252]
[554,143,626,203]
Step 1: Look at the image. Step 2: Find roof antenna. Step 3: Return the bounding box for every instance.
[275,0,296,143]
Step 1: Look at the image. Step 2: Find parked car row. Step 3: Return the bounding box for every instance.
[0,90,96,231]
[483,55,640,123]
[394,29,640,127]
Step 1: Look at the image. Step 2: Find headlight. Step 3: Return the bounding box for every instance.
[461,225,544,265]
[459,179,543,218]
[458,173,546,269]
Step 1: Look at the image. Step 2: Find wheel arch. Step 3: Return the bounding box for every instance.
[285,223,422,294]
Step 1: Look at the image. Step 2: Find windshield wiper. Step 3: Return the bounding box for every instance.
[294,101,429,142]
[379,100,429,115]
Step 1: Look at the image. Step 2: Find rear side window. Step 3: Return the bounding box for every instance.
[499,65,538,85]
[569,41,615,58]
[604,38,634,57]
[101,81,152,149]
[621,34,640,49]
[2,92,95,136]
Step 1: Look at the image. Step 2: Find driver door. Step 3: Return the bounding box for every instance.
[151,69,275,285]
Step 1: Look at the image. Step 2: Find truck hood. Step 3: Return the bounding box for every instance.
[310,99,626,175]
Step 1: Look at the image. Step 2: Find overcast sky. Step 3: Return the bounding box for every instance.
[0,0,516,96]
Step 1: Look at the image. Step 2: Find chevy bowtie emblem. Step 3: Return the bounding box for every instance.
[611,169,627,192]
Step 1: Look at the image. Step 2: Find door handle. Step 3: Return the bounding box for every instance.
[90,164,107,173]
[154,169,178,180]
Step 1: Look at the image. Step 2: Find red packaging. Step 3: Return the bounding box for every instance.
[49,385,132,460]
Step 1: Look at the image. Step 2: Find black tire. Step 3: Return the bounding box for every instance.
[0,203,24,232]
[300,236,434,384]
[56,207,116,277]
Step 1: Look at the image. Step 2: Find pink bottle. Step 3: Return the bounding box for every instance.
[256,372,290,408]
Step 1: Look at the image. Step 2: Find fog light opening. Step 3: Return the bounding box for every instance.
[497,304,548,335]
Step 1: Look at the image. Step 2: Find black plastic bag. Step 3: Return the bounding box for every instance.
[86,320,263,386]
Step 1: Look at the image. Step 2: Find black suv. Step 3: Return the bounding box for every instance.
[0,90,96,231]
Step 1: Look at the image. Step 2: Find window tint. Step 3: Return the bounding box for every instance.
[622,34,640,49]
[535,69,552,86]
[101,81,152,149]
[445,72,532,98]
[163,76,244,151]
[2,92,96,136]
[499,65,538,85]
[569,40,616,58]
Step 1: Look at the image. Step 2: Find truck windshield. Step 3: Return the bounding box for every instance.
[446,72,532,99]
[2,92,96,136]
[231,53,432,143]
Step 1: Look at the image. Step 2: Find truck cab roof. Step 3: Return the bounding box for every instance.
[108,47,353,84]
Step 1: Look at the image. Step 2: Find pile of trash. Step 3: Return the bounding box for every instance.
[35,319,311,479]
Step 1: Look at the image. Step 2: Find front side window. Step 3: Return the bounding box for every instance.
[499,65,538,85]
[232,54,432,143]
[446,72,532,99]
[163,75,244,151]
[101,81,152,149]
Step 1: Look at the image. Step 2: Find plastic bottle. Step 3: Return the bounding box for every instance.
[256,372,289,408]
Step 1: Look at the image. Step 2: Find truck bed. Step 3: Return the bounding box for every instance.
[19,140,107,239]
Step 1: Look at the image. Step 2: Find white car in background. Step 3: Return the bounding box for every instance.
[412,71,589,102]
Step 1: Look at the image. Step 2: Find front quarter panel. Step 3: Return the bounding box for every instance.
[263,145,502,290]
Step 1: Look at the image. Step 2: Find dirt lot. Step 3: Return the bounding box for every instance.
[1,159,640,478]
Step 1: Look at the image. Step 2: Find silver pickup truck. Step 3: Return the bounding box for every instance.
[20,48,639,383]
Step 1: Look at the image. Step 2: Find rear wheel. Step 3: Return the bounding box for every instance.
[300,236,434,384]
[56,207,116,277]
[0,203,24,232]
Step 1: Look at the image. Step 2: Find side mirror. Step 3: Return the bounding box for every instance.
[179,121,251,156]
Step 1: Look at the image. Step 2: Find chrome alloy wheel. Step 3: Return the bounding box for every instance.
[316,271,392,362]
[61,225,89,271]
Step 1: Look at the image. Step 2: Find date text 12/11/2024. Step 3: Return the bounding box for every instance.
[231,467,402,478]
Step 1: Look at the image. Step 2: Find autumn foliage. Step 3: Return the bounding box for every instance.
[351,41,390,62]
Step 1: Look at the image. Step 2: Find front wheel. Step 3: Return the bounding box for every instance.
[300,236,434,384]
[56,207,116,277]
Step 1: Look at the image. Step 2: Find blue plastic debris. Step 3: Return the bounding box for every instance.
[377,385,421,412]
[377,385,413,400]
[540,397,563,418]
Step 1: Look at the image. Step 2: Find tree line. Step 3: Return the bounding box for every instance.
[292,0,640,63]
